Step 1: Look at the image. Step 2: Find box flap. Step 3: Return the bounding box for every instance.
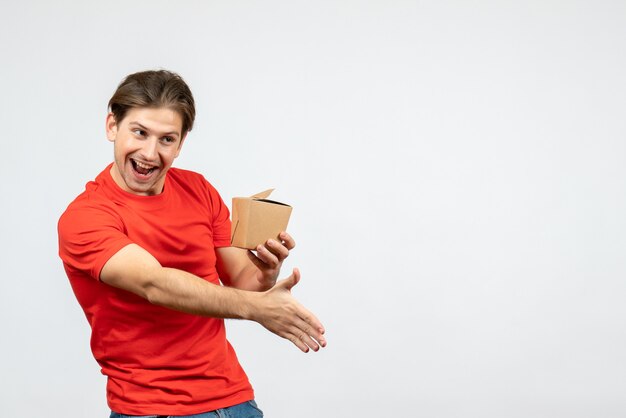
[251,188,274,199]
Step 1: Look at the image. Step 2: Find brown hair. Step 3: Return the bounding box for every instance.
[108,70,196,134]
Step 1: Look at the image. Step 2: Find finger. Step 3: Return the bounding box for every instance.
[280,295,326,347]
[277,268,300,291]
[279,313,326,353]
[290,318,324,352]
[246,250,269,271]
[254,240,285,267]
[263,238,290,262]
[296,304,327,348]
[254,246,279,268]
[287,333,311,353]
[287,327,319,353]
[282,315,322,353]
[301,322,326,349]
[279,232,296,250]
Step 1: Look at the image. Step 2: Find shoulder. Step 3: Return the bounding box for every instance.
[59,166,121,221]
[168,167,222,196]
[58,186,124,235]
[167,167,229,217]
[168,166,206,183]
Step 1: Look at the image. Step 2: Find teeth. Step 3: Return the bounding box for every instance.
[134,160,156,170]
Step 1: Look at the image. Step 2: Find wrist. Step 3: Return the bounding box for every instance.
[240,290,262,321]
[255,270,277,290]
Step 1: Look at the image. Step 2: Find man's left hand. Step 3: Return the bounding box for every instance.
[248,231,295,288]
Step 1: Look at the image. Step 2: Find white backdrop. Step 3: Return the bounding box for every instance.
[1,1,625,417]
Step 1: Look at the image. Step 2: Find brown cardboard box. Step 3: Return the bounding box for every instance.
[230,189,293,250]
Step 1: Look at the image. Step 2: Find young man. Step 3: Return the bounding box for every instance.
[58,70,326,417]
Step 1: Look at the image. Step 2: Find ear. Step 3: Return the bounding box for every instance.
[174,132,188,158]
[106,113,118,142]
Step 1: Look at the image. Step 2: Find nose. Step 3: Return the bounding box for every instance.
[141,137,159,161]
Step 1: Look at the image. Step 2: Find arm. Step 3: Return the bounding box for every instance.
[101,242,326,352]
[216,232,295,291]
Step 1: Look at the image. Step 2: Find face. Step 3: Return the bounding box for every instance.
[106,107,186,196]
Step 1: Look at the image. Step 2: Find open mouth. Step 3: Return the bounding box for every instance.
[131,159,158,176]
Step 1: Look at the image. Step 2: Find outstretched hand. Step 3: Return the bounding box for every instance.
[252,268,327,353]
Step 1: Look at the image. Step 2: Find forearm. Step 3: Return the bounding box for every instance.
[143,266,259,319]
[216,246,278,292]
[100,242,324,351]
[101,244,326,352]
[225,263,273,292]
[101,244,261,319]
[151,267,327,353]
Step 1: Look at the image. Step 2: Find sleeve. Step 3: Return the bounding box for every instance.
[204,179,232,248]
[58,202,133,280]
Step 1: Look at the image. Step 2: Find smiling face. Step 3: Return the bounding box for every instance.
[106,107,186,196]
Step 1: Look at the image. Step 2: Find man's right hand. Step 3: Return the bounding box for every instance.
[250,268,327,353]
[101,244,326,352]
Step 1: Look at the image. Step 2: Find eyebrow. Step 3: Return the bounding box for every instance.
[130,122,180,139]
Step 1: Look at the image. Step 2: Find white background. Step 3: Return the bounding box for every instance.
[1,1,625,417]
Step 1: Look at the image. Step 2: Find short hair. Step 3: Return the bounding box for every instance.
[108,70,196,134]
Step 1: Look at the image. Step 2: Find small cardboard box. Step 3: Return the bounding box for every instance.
[231,189,293,250]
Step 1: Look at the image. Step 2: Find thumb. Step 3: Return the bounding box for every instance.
[276,268,301,291]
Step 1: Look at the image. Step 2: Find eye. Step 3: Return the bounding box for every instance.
[133,129,146,137]
[162,136,175,144]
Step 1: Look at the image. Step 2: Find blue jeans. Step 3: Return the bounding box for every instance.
[110,400,263,418]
